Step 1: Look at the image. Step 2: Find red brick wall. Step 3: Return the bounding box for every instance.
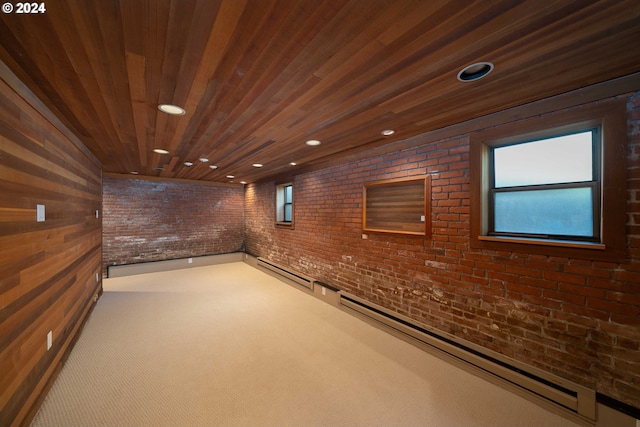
[103,177,244,274]
[245,92,640,407]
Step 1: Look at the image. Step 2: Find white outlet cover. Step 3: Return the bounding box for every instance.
[36,204,45,222]
[96,209,99,218]
[188,258,193,264]
[421,215,425,222]
[47,331,52,350]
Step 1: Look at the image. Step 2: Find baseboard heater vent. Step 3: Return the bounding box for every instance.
[339,292,596,422]
[257,258,315,290]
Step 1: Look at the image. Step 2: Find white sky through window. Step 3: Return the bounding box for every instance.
[494,131,593,188]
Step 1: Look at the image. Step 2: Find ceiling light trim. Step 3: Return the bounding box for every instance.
[457,62,494,82]
[158,104,186,115]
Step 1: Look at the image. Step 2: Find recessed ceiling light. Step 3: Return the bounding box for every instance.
[199,157,209,162]
[305,139,321,146]
[252,163,263,168]
[209,165,218,170]
[457,62,494,82]
[289,162,297,166]
[381,129,395,136]
[153,148,170,155]
[226,175,235,179]
[158,104,186,115]
[184,161,193,167]
[130,171,139,175]
[240,181,247,185]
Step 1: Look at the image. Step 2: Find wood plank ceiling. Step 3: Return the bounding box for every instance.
[1,0,639,184]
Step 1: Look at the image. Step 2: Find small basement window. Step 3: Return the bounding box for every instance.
[470,99,627,261]
[276,182,293,227]
[489,129,600,241]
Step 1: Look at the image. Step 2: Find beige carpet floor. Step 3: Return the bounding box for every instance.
[31,262,582,427]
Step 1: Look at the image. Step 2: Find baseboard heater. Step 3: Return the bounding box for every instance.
[339,292,596,422]
[257,257,315,290]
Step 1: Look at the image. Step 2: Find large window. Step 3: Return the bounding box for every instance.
[470,100,627,261]
[276,182,293,226]
[489,130,600,241]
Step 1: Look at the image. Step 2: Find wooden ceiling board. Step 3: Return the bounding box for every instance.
[1,0,639,184]
[183,4,312,149]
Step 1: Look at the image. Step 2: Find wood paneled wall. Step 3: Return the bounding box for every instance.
[0,61,102,427]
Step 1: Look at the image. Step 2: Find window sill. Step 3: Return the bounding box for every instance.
[477,235,605,251]
[275,222,294,229]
